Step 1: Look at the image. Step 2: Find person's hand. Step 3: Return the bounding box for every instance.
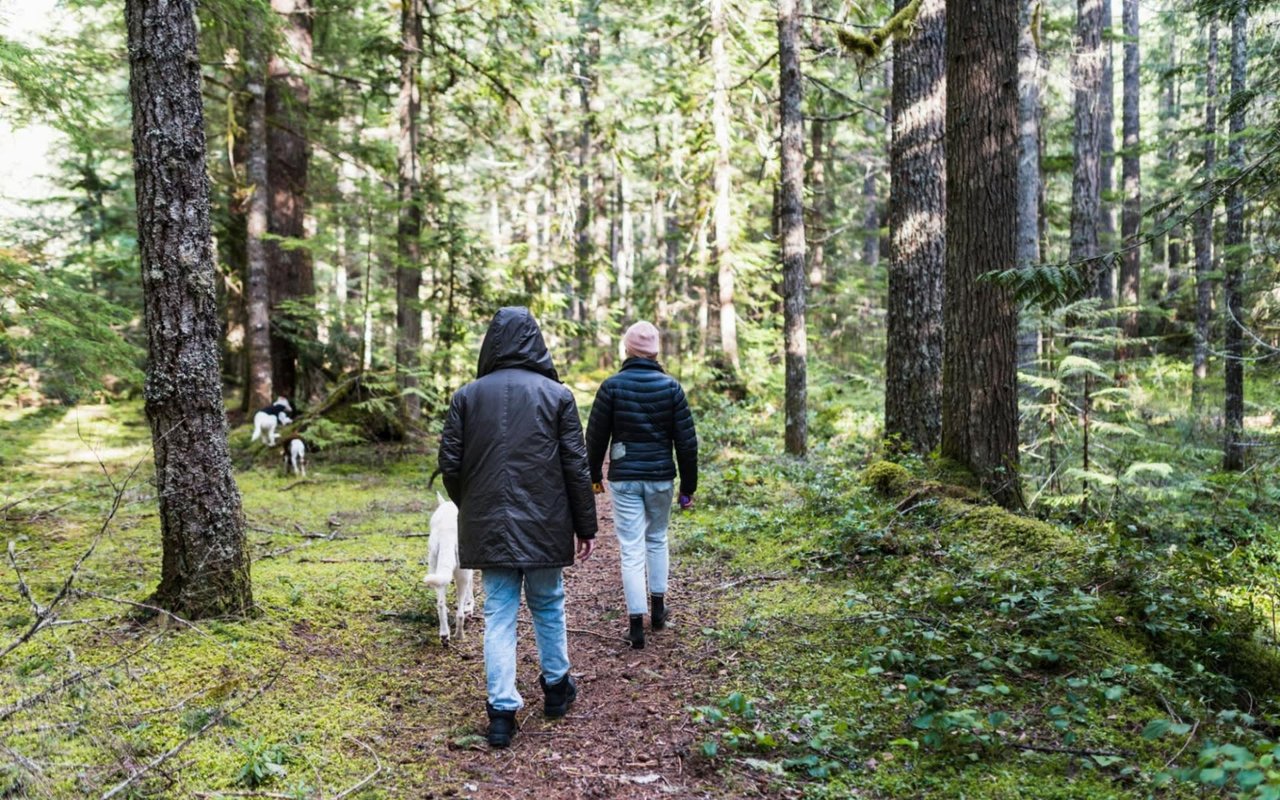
[576,537,595,561]
[678,493,694,511]
[592,482,604,494]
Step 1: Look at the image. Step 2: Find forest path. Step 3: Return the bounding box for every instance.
[384,489,760,799]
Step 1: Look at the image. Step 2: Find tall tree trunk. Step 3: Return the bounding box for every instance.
[1070,0,1103,280]
[125,0,253,618]
[886,0,945,454]
[1159,29,1181,299]
[1118,0,1141,344]
[396,0,424,423]
[1193,22,1218,398]
[943,0,1023,509]
[1223,4,1247,470]
[1097,0,1116,300]
[1017,0,1042,372]
[266,0,314,404]
[710,0,739,373]
[779,0,808,457]
[807,118,826,288]
[245,46,274,411]
[573,2,599,360]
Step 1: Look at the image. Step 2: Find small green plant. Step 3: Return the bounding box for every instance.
[235,736,292,788]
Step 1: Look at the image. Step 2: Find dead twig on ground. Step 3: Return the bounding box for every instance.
[70,589,225,645]
[0,486,48,517]
[100,665,284,800]
[331,736,383,799]
[1,454,147,662]
[0,634,163,722]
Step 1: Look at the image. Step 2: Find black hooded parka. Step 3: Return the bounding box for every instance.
[437,307,598,570]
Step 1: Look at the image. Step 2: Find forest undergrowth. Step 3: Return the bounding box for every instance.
[2,366,1280,798]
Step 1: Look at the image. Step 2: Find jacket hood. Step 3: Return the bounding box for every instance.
[477,307,560,381]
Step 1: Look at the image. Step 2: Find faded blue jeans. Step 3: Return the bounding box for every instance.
[609,480,674,615]
[481,568,571,711]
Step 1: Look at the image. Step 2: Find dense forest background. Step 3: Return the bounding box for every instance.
[4,0,1280,796]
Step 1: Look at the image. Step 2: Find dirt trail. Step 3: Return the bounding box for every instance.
[387,491,757,799]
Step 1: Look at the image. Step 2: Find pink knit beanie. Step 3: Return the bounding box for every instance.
[623,321,660,359]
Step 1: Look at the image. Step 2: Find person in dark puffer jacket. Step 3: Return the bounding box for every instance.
[438,307,598,748]
[586,321,698,650]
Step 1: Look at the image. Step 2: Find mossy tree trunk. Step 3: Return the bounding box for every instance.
[1223,4,1247,471]
[245,27,274,413]
[778,0,807,457]
[942,0,1023,509]
[1070,0,1103,278]
[1118,0,1141,345]
[1193,22,1218,402]
[126,0,253,618]
[710,0,739,374]
[885,0,945,455]
[396,0,424,423]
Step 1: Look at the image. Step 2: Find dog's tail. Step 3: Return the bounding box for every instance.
[427,467,441,488]
[424,541,458,587]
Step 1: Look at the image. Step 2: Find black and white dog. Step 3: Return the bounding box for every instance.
[282,438,307,476]
[251,397,293,446]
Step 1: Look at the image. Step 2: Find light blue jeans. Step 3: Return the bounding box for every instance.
[482,568,571,711]
[609,480,674,615]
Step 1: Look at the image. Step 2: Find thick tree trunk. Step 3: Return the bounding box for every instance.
[1193,23,1219,396]
[1223,4,1247,470]
[1017,0,1042,373]
[885,0,945,455]
[396,0,424,422]
[244,48,274,412]
[1118,0,1141,343]
[710,0,739,373]
[779,0,808,457]
[942,0,1023,509]
[266,0,314,404]
[1070,0,1103,278]
[1097,0,1116,300]
[125,0,253,618]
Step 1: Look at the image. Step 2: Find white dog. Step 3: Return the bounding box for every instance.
[283,438,306,476]
[423,493,474,644]
[251,397,293,446]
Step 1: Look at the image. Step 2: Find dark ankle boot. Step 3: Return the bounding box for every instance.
[486,704,518,748]
[650,593,670,631]
[628,614,646,649]
[540,673,578,718]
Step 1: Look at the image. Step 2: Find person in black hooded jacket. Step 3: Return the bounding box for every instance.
[437,307,597,748]
[585,320,698,650]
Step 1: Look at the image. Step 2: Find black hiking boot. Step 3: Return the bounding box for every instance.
[540,673,578,719]
[628,614,646,649]
[650,593,670,631]
[486,704,518,748]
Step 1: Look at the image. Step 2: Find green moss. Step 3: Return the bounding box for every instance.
[940,500,1086,567]
[861,460,912,498]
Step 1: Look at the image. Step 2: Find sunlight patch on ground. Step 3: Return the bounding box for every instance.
[19,403,150,472]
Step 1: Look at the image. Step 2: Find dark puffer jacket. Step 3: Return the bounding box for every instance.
[585,358,698,496]
[437,307,598,570]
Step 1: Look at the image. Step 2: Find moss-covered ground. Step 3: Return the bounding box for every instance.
[2,364,1280,798]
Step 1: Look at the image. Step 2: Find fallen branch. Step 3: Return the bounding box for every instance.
[281,479,317,492]
[0,486,48,516]
[0,634,163,722]
[100,666,284,800]
[331,736,383,799]
[70,589,225,645]
[1,455,146,663]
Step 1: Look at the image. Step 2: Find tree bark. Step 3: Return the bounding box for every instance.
[1017,0,1042,372]
[885,0,945,455]
[266,0,314,404]
[779,0,808,457]
[1097,0,1116,300]
[244,45,273,412]
[1070,0,1103,279]
[1223,4,1247,470]
[807,118,826,288]
[125,0,253,618]
[573,1,599,360]
[396,0,424,422]
[942,0,1023,509]
[710,0,739,373]
[1118,0,1141,344]
[1193,23,1218,395]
